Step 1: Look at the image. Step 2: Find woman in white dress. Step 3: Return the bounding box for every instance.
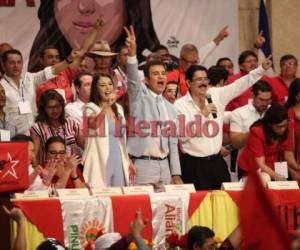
[82,73,135,188]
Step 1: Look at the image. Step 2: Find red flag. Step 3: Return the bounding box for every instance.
[239,171,290,250]
[14,199,64,244]
[0,142,29,193]
[111,195,152,241]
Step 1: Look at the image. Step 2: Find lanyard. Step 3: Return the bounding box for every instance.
[3,76,25,102]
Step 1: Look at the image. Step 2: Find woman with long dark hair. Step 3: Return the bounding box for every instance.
[285,78,300,181]
[238,104,300,181]
[82,73,135,188]
[30,89,83,164]
[28,0,160,72]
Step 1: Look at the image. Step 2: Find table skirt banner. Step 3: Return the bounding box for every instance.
[187,191,212,230]
[12,192,211,249]
[14,199,64,243]
[150,193,187,249]
[111,195,153,242]
[210,191,239,241]
[60,197,113,249]
[13,190,300,249]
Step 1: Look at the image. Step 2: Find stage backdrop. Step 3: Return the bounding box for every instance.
[0,0,239,72]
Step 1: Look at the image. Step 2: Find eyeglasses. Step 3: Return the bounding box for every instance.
[192,77,210,83]
[46,104,62,110]
[182,57,199,65]
[48,150,66,156]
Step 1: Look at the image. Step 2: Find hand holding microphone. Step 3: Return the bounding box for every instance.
[205,94,217,119]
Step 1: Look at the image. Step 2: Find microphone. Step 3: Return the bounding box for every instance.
[206,94,217,119]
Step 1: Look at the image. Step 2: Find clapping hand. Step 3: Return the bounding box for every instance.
[65,154,80,171]
[130,210,146,238]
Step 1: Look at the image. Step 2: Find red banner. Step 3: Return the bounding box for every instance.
[111,195,152,241]
[0,142,29,193]
[14,199,64,243]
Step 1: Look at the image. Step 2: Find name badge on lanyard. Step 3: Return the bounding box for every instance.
[0,129,10,141]
[18,101,32,114]
[4,77,32,115]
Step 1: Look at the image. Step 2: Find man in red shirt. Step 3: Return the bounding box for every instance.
[35,18,103,106]
[269,54,298,105]
[226,50,271,111]
[167,26,229,97]
[35,46,78,105]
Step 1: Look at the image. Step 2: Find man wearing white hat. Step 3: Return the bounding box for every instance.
[88,41,119,89]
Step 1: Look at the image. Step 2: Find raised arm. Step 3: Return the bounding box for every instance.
[199,25,229,64]
[3,206,26,250]
[124,26,143,102]
[253,30,266,55]
[213,25,229,45]
[219,55,272,106]
[52,17,104,74]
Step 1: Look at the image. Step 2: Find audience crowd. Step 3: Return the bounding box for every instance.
[2,13,300,250]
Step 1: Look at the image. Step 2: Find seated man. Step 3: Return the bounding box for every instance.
[11,134,45,190]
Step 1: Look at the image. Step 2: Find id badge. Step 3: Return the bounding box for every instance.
[274,161,288,178]
[0,129,10,141]
[18,101,32,114]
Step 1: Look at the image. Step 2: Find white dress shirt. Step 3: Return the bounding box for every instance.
[230,101,264,133]
[65,98,85,125]
[174,65,266,157]
[0,67,56,135]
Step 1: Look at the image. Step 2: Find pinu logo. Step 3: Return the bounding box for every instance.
[79,220,104,248]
